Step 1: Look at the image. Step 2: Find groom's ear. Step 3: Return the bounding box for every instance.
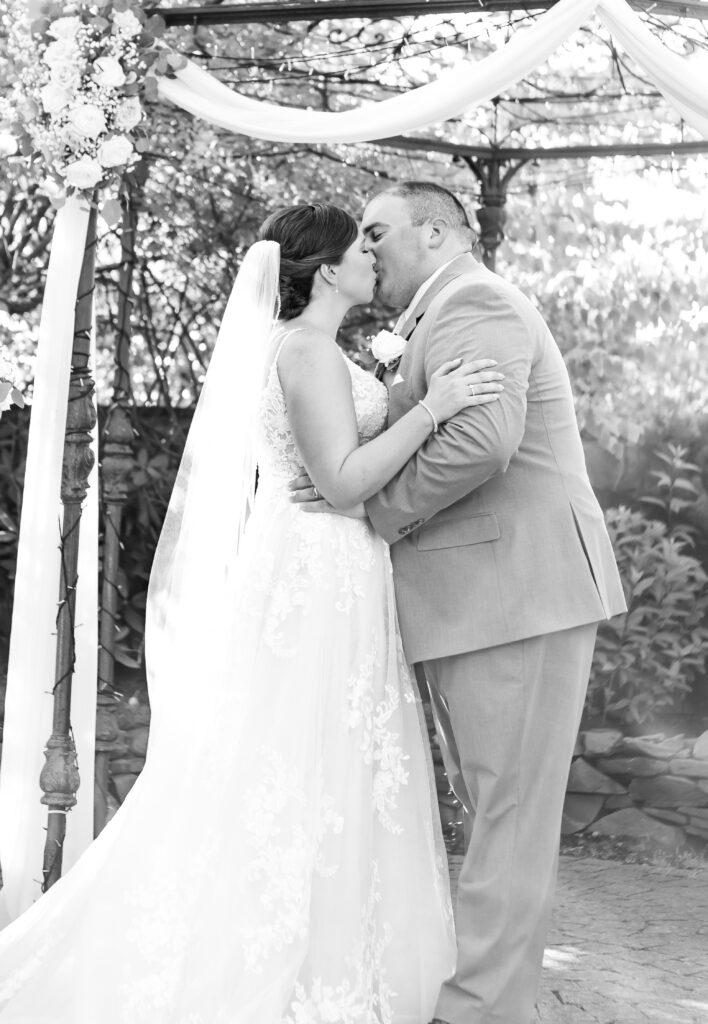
[426,217,448,250]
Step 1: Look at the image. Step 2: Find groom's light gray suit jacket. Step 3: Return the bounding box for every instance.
[365,253,626,664]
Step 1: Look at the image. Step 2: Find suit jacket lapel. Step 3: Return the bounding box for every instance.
[397,252,484,341]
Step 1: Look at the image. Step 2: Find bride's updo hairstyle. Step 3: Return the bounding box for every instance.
[258,204,358,320]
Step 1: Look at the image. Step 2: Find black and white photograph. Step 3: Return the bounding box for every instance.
[0,0,707,1020]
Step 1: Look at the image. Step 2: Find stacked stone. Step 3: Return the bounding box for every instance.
[563,728,708,849]
[108,695,151,805]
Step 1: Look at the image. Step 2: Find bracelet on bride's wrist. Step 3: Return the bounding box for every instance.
[418,400,438,433]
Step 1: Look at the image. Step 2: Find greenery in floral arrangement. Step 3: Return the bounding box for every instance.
[0,0,186,222]
[589,448,708,727]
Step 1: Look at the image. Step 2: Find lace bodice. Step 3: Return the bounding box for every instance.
[256,332,389,482]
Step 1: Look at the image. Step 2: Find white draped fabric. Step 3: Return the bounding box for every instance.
[157,0,708,142]
[1,0,707,923]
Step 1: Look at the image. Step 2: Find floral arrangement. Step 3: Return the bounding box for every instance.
[0,0,186,216]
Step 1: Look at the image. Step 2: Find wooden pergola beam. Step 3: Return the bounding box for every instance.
[151,0,708,24]
[371,136,708,161]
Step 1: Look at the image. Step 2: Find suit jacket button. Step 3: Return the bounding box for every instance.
[399,518,424,535]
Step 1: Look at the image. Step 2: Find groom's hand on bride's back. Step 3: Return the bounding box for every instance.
[288,473,367,519]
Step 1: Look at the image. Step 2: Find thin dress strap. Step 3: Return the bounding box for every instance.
[271,325,307,367]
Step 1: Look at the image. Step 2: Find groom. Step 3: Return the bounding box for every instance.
[296,181,626,1024]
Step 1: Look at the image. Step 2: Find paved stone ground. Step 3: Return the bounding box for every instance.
[448,853,708,1024]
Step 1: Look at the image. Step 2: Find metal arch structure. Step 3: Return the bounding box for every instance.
[371,136,708,265]
[145,0,708,267]
[149,0,708,24]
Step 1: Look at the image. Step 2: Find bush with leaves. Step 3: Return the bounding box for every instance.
[589,502,708,727]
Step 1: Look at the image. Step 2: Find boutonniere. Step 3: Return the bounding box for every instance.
[370,329,406,369]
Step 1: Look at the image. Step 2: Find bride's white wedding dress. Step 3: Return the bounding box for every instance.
[0,335,455,1023]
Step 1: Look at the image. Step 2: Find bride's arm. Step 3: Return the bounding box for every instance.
[277,329,500,512]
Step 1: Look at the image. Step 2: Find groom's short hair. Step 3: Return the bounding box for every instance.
[385,181,476,244]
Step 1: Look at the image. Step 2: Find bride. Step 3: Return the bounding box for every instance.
[0,203,502,1023]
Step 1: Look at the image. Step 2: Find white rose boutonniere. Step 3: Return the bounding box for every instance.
[370,329,406,368]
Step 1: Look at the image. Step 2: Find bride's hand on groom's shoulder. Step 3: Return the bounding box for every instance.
[288,473,367,519]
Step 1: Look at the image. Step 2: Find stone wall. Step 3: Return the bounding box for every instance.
[105,695,150,816]
[103,699,708,855]
[563,728,708,850]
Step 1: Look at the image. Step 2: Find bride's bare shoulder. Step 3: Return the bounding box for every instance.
[276,325,346,381]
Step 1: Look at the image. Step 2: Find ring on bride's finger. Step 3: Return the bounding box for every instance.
[313,486,319,499]
[469,383,477,396]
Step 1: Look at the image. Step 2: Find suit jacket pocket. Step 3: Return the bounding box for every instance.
[416,512,500,551]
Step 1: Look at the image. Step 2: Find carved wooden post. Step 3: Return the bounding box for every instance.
[95,190,138,835]
[40,204,98,892]
[463,156,528,271]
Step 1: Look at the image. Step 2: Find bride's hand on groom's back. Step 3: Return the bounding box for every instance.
[288,473,367,519]
[423,357,504,427]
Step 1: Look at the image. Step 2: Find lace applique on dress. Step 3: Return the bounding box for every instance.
[242,748,344,973]
[256,341,388,482]
[251,340,388,656]
[281,861,395,1024]
[346,632,410,835]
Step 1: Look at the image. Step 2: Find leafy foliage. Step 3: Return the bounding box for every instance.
[589,446,708,727]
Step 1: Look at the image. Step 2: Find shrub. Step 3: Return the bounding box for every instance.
[589,504,708,726]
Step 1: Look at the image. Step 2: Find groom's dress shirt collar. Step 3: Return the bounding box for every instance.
[394,257,458,335]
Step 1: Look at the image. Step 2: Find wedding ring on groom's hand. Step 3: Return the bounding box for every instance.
[469,384,477,396]
[312,486,319,499]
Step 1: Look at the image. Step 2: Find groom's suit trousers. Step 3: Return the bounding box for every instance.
[422,622,597,1024]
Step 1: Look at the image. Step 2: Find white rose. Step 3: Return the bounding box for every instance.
[370,329,406,366]
[50,60,81,90]
[48,15,82,40]
[113,96,142,131]
[44,38,79,65]
[68,103,107,139]
[64,155,103,189]
[93,56,126,89]
[40,83,72,115]
[98,135,134,168]
[112,8,142,36]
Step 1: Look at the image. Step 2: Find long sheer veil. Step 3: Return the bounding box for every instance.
[145,240,281,732]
